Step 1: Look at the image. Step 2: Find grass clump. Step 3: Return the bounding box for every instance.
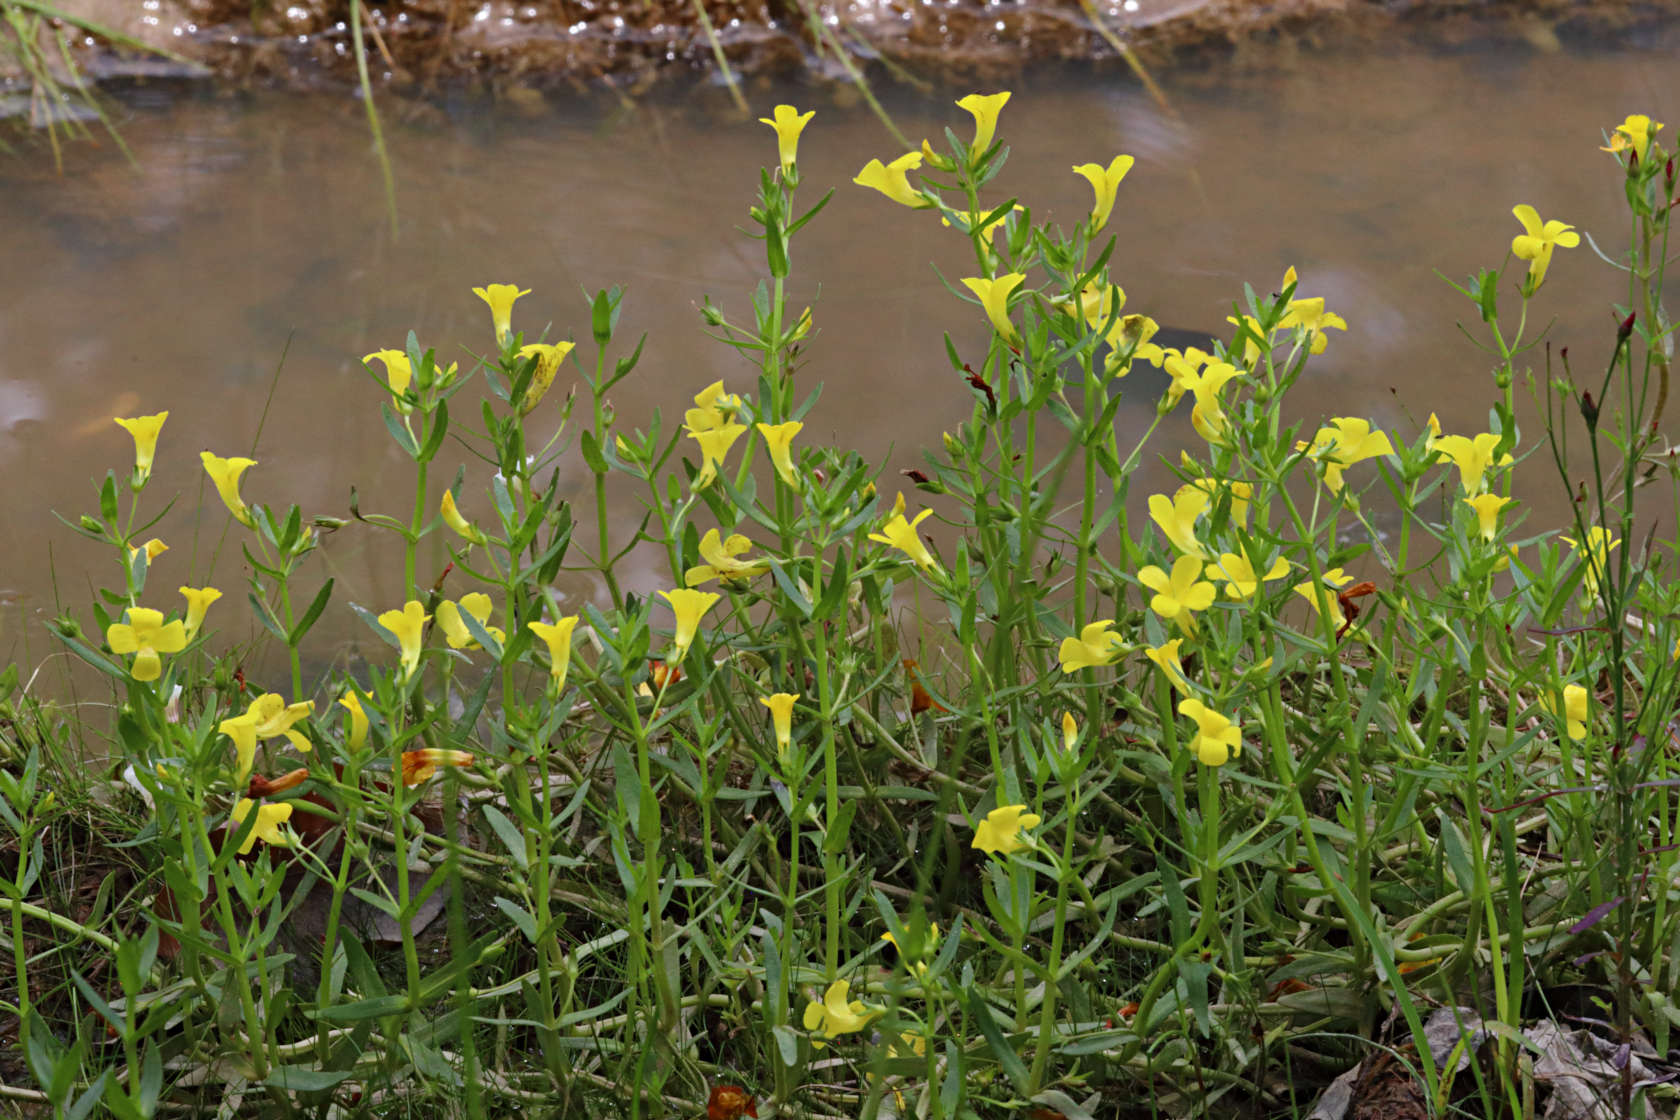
[3,102,1680,1120]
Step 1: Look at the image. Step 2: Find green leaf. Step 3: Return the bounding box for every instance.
[580,429,608,474]
[479,805,529,869]
[311,994,411,1022]
[767,558,814,619]
[965,985,1029,1096]
[247,592,288,642]
[380,402,420,458]
[288,578,335,646]
[263,1067,356,1091]
[418,399,450,462]
[493,896,539,943]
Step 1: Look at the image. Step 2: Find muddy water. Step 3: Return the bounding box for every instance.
[4,34,1679,694]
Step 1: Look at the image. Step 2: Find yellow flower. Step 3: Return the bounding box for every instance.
[528,616,580,691]
[1510,205,1580,290]
[178,585,222,639]
[869,508,941,572]
[200,451,257,528]
[114,412,167,487]
[854,152,929,209]
[960,273,1027,342]
[956,91,1011,156]
[1177,697,1241,766]
[472,283,531,343]
[1277,295,1348,355]
[1205,552,1290,599]
[1225,313,1269,368]
[684,528,769,586]
[218,712,261,783]
[1177,476,1251,529]
[1432,431,1510,495]
[1071,154,1135,233]
[401,748,474,786]
[106,607,187,682]
[436,593,504,651]
[130,538,168,565]
[1061,711,1078,752]
[1293,567,1356,629]
[246,692,314,755]
[1148,488,1210,559]
[757,421,802,490]
[660,589,719,662]
[1464,494,1513,542]
[1538,683,1589,741]
[1160,347,1214,408]
[340,690,369,750]
[759,104,813,175]
[440,489,488,545]
[1561,526,1619,600]
[363,349,414,400]
[944,203,1023,243]
[515,342,575,414]
[1139,555,1217,634]
[802,980,880,1047]
[229,798,293,855]
[1179,360,1243,427]
[1299,418,1394,493]
[971,804,1041,856]
[1601,113,1663,162]
[760,692,799,759]
[684,380,744,433]
[689,423,747,491]
[378,600,431,682]
[1144,637,1191,694]
[1058,620,1123,672]
[881,923,939,975]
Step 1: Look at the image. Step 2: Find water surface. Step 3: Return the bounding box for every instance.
[5,32,1678,692]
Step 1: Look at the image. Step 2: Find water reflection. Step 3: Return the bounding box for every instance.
[4,30,1679,689]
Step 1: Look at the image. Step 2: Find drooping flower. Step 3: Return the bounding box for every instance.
[1144,637,1191,694]
[436,593,505,651]
[1299,418,1395,493]
[528,615,580,691]
[114,412,167,488]
[218,712,262,784]
[229,798,293,855]
[179,585,222,639]
[1177,697,1241,766]
[956,91,1012,157]
[755,421,803,490]
[378,600,431,682]
[869,508,941,572]
[340,690,369,750]
[473,284,531,343]
[690,423,748,490]
[515,342,575,414]
[440,489,488,546]
[1060,711,1079,752]
[1277,295,1348,355]
[1179,361,1243,446]
[1205,552,1291,599]
[1293,567,1357,629]
[1072,154,1135,234]
[706,1085,760,1120]
[760,104,814,176]
[1464,494,1513,542]
[960,273,1027,342]
[1148,488,1210,559]
[660,589,720,662]
[1538,683,1590,741]
[130,538,168,565]
[1510,205,1580,290]
[106,607,187,682]
[854,152,929,209]
[200,451,257,528]
[971,804,1042,856]
[1432,431,1510,496]
[1139,555,1217,634]
[802,980,881,1047]
[363,349,414,404]
[1601,114,1663,162]
[1561,526,1619,600]
[401,748,475,786]
[1058,620,1123,672]
[759,692,799,760]
[684,529,769,586]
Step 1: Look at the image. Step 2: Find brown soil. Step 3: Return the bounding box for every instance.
[40,0,1680,96]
